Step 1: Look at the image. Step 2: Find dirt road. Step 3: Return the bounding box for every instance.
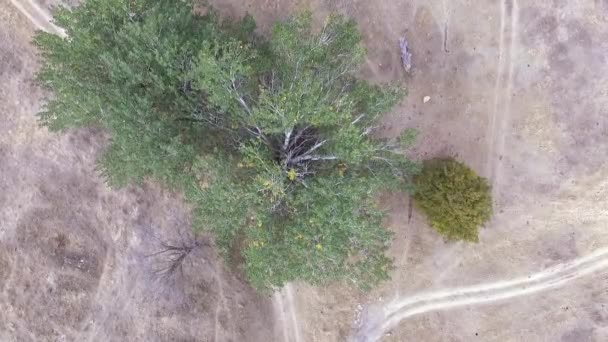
[273,284,302,342]
[354,247,608,341]
[486,0,518,198]
[8,0,65,37]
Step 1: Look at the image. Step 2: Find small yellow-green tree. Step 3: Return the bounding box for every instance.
[413,158,492,242]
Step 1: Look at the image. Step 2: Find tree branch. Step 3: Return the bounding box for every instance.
[351,114,365,125]
[283,128,293,152]
[291,154,336,164]
[288,139,327,164]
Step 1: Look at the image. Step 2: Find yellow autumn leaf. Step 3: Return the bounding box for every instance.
[287,168,297,181]
[338,162,347,177]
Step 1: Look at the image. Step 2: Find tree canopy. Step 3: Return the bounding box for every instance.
[35,0,419,290]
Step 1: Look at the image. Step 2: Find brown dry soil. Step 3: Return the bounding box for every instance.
[2,0,608,341]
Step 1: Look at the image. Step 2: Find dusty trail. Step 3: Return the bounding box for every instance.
[8,0,66,37]
[353,247,608,342]
[273,284,302,342]
[487,0,518,195]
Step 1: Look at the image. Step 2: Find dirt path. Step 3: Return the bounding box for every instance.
[486,0,518,196]
[353,247,608,342]
[8,0,66,37]
[273,284,302,342]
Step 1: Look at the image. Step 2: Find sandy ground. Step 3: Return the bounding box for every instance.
[2,0,608,341]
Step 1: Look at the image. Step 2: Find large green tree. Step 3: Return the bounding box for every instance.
[36,0,418,290]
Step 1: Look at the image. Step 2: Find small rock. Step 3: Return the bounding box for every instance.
[399,37,412,73]
[423,96,431,103]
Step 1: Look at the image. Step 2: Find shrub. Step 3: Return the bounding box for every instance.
[413,158,492,242]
